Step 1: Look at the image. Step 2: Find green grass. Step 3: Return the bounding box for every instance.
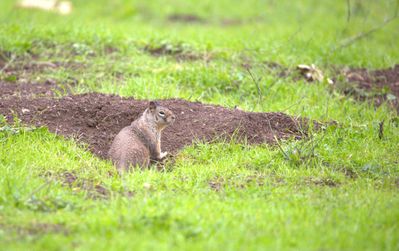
[1,0,399,250]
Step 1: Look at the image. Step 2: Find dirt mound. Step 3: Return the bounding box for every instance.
[345,65,399,92]
[343,65,399,110]
[257,62,399,111]
[0,82,307,158]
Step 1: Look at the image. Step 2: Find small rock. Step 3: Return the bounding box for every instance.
[86,119,97,127]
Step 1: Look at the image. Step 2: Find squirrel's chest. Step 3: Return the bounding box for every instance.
[156,131,161,139]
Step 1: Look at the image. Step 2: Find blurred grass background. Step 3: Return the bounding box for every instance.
[0,1,398,250]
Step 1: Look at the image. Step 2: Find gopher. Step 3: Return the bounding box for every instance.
[108,101,175,171]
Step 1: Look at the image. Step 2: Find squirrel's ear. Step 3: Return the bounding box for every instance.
[149,101,157,111]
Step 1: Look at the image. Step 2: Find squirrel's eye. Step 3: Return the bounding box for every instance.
[158,111,165,117]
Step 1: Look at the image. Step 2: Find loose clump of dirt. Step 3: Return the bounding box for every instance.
[255,61,399,111]
[342,65,399,110]
[0,82,309,159]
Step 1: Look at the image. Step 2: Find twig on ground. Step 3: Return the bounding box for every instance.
[273,135,290,160]
[0,54,16,73]
[267,119,290,160]
[346,0,351,23]
[245,67,263,107]
[395,0,399,18]
[281,97,305,113]
[333,14,398,52]
[26,179,52,200]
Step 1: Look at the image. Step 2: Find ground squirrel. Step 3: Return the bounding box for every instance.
[108,101,175,171]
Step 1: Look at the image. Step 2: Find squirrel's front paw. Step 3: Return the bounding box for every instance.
[159,151,168,159]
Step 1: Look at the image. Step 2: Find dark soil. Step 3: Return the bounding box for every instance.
[343,65,399,111]
[256,61,399,111]
[0,82,308,159]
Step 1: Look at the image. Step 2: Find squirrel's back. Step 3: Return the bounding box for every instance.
[108,125,150,170]
[108,101,175,171]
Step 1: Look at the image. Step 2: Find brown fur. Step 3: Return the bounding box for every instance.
[108,101,175,171]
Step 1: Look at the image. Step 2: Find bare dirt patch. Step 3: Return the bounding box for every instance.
[0,82,309,159]
[1,51,84,88]
[256,62,399,111]
[342,65,399,111]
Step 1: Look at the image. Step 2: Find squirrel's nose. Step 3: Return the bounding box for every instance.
[171,115,176,120]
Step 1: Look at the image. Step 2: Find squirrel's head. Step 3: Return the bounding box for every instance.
[147,101,175,130]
